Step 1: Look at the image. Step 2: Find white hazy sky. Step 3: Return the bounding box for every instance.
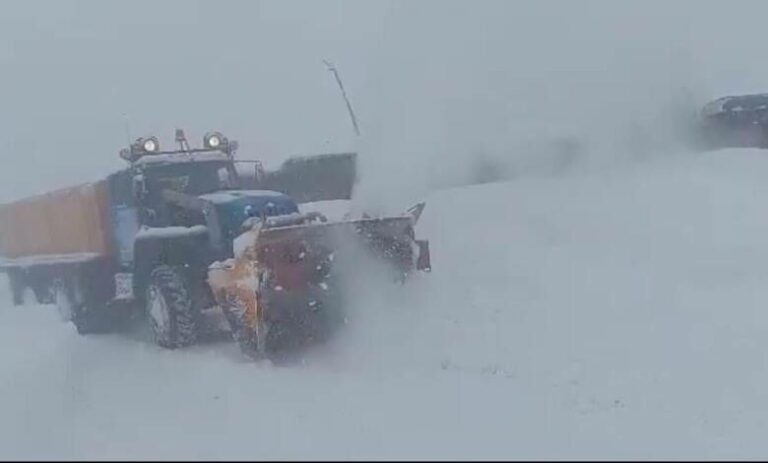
[1,0,767,202]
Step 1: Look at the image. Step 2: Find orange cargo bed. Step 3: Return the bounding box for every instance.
[0,181,113,264]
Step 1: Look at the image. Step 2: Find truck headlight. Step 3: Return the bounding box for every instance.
[142,137,159,153]
[204,131,226,149]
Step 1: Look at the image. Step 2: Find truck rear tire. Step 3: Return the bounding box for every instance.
[145,265,199,349]
[31,276,54,305]
[53,277,111,335]
[8,271,24,306]
[53,279,76,322]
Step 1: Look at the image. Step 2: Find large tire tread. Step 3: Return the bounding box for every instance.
[147,265,199,349]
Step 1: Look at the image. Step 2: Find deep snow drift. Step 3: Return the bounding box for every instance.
[3,149,768,459]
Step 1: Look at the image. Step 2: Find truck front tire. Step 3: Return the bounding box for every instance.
[145,265,199,349]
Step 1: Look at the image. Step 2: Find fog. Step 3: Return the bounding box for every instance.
[7,2,768,458]
[2,0,768,204]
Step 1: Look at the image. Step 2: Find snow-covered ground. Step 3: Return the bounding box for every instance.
[4,149,768,459]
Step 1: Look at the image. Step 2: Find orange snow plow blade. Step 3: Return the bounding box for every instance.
[207,203,430,360]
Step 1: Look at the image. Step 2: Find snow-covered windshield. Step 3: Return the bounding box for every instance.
[143,161,236,197]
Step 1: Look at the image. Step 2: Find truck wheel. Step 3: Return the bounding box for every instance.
[53,278,107,334]
[145,265,199,349]
[53,279,75,322]
[32,277,54,305]
[34,287,53,305]
[8,272,25,306]
[220,293,267,360]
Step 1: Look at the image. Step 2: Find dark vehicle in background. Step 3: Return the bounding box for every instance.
[695,93,768,150]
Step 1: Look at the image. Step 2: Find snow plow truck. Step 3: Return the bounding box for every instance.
[0,130,431,360]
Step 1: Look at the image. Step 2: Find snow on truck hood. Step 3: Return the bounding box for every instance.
[198,190,287,204]
[135,225,209,240]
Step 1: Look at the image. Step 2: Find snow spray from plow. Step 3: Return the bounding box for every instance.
[207,202,431,362]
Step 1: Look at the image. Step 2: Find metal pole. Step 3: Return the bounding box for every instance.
[324,60,361,136]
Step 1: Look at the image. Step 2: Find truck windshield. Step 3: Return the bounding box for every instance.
[144,161,237,197]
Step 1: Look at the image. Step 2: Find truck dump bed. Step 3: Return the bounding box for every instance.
[0,181,113,265]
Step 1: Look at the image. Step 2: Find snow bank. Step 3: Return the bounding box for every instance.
[3,149,768,459]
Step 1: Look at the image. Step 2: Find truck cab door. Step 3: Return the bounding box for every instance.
[108,170,141,269]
